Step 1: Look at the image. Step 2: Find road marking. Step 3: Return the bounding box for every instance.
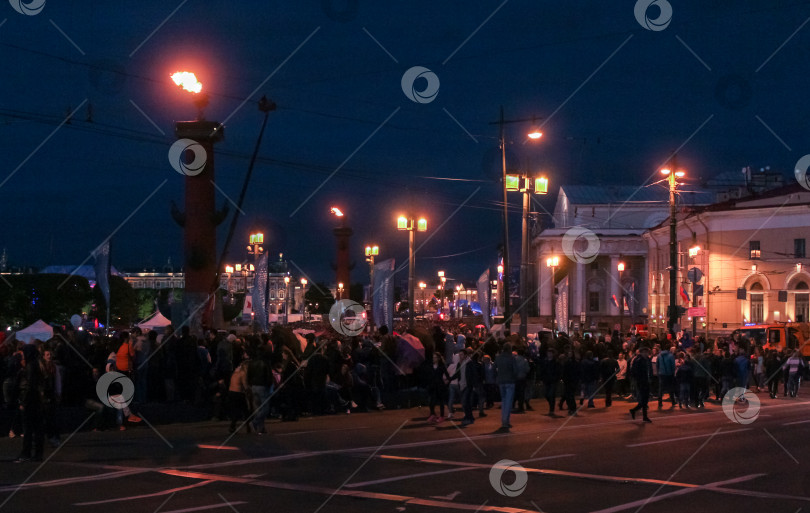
[783,419,810,426]
[197,444,239,450]
[626,428,751,447]
[276,426,371,437]
[590,474,763,513]
[74,480,215,505]
[347,455,574,488]
[160,503,248,513]
[0,468,151,493]
[160,470,538,513]
[359,454,697,489]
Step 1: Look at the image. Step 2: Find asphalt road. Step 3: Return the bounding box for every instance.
[1,390,809,513]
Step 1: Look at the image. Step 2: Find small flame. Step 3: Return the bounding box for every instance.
[171,71,202,94]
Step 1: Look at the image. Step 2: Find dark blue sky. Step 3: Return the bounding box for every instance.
[1,1,808,286]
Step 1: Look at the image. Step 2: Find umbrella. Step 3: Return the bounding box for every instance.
[408,327,434,357]
[395,333,425,375]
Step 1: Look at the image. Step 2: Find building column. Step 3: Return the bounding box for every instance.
[574,261,585,321]
[538,253,552,317]
[610,255,620,317]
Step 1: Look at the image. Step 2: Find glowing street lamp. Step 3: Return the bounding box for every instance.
[618,261,626,333]
[547,256,559,332]
[398,215,428,328]
[331,207,352,298]
[419,282,427,315]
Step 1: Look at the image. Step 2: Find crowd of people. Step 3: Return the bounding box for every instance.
[1,321,806,462]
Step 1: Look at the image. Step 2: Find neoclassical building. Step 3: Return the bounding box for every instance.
[533,185,712,334]
[645,183,810,337]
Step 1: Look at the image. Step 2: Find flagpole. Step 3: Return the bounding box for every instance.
[106,241,112,335]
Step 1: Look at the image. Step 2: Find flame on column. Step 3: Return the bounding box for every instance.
[171,72,202,93]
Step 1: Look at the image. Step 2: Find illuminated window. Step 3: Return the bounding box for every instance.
[749,241,761,260]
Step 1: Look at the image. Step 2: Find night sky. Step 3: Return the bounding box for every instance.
[2,1,809,286]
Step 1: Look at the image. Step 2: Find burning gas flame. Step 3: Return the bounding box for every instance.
[171,71,202,94]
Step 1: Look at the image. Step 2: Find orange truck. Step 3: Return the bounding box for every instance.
[736,323,810,358]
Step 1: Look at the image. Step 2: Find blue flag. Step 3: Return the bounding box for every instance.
[252,252,268,332]
[476,268,490,330]
[372,258,395,330]
[93,240,111,312]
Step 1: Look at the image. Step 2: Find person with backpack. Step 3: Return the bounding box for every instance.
[629,346,653,423]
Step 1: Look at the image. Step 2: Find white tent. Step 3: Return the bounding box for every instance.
[15,320,54,344]
[137,311,172,330]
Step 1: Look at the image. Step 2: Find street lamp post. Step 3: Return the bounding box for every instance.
[397,215,427,328]
[490,108,544,335]
[507,173,549,338]
[284,276,290,323]
[337,282,344,301]
[365,245,379,304]
[546,256,559,332]
[419,282,427,315]
[438,271,446,317]
[662,167,685,335]
[300,278,308,321]
[617,261,625,334]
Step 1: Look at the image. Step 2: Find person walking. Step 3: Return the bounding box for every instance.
[629,346,653,423]
[560,349,580,416]
[495,343,517,431]
[426,353,450,424]
[16,345,46,462]
[540,348,561,416]
[656,345,676,408]
[599,350,620,407]
[580,351,599,408]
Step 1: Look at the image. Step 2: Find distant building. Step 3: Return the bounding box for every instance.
[533,184,713,335]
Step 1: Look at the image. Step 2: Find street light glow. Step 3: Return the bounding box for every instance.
[171,71,202,93]
[330,207,344,217]
[417,218,427,232]
[675,170,685,178]
[617,261,625,272]
[397,216,408,230]
[660,168,671,176]
[527,129,543,140]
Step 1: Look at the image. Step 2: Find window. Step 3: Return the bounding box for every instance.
[796,281,809,323]
[749,241,761,260]
[795,238,806,258]
[589,292,600,312]
[750,282,764,323]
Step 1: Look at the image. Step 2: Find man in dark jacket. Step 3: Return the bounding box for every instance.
[540,348,561,416]
[16,345,45,462]
[629,346,653,423]
[580,351,599,408]
[560,349,580,416]
[599,351,620,407]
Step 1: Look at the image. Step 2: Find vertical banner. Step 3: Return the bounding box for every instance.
[556,275,569,334]
[373,258,395,330]
[252,252,269,332]
[477,268,491,330]
[93,240,111,328]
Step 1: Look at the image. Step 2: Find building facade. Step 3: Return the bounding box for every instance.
[645,184,810,337]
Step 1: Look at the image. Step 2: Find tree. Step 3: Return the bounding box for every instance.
[93,275,139,327]
[0,274,92,326]
[304,283,335,314]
